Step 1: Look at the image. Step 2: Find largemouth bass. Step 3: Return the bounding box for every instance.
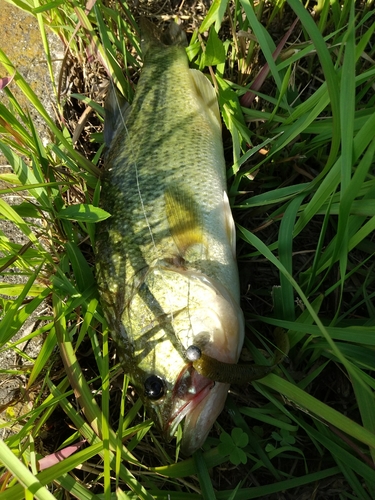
[96,20,244,455]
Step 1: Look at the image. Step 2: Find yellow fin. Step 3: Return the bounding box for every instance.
[165,186,206,257]
[189,69,221,129]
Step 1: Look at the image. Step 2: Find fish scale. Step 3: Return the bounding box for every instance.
[96,20,244,454]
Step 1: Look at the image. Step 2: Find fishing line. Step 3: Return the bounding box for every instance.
[133,154,156,250]
[104,29,203,365]
[108,78,157,253]
[108,76,187,350]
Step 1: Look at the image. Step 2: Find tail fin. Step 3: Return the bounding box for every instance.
[140,18,187,56]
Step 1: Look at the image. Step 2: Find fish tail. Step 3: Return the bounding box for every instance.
[162,20,188,46]
[140,18,187,56]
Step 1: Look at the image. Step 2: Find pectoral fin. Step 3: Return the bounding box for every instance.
[165,186,206,258]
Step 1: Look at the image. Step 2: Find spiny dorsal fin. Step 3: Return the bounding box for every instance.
[165,186,206,258]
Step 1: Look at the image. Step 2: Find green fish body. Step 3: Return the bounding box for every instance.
[96,20,244,454]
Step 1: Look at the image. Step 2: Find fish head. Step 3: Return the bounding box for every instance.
[133,350,222,455]
[128,342,233,456]
[124,266,244,455]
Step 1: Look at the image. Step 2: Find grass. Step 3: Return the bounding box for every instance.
[1,0,375,498]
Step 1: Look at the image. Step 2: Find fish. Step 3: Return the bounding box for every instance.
[96,19,246,455]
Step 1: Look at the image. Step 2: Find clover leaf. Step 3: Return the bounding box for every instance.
[218,427,248,465]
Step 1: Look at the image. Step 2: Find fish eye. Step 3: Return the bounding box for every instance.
[144,375,165,400]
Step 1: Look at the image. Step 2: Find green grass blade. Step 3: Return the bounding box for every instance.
[193,450,217,499]
[258,374,375,451]
[278,195,304,320]
[0,440,56,500]
[287,0,341,167]
[240,0,282,92]
[238,225,357,377]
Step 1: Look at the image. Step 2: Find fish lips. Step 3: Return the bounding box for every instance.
[164,364,229,455]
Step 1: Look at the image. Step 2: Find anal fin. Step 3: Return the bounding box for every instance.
[189,69,221,129]
[223,190,236,258]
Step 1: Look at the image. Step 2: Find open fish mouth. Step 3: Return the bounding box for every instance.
[166,365,215,439]
[164,364,229,454]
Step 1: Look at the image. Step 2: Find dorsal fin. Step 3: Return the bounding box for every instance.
[104,84,130,147]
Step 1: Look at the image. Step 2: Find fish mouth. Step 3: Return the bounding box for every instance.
[167,365,214,434]
[164,364,228,454]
